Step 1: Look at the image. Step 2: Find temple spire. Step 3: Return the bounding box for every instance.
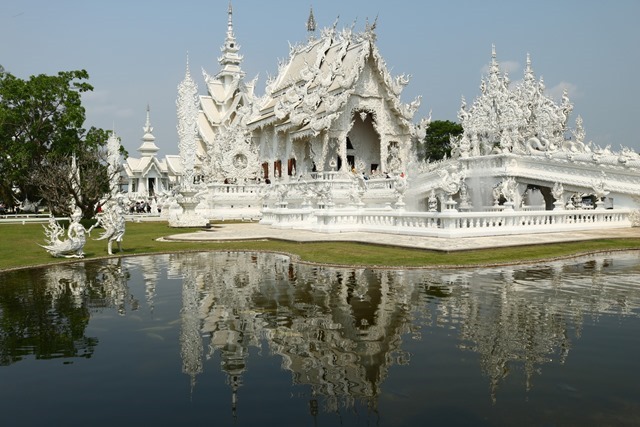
[143,104,153,136]
[524,52,535,83]
[227,1,234,40]
[138,105,158,157]
[307,6,317,40]
[487,44,501,86]
[217,1,244,79]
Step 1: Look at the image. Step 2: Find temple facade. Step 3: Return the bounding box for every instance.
[247,14,425,182]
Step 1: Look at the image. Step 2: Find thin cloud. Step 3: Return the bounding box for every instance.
[546,81,580,101]
[480,60,521,76]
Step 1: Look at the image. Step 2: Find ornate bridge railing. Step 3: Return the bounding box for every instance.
[262,206,632,238]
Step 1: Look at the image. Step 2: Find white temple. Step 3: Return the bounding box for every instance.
[164,4,639,234]
[123,106,181,199]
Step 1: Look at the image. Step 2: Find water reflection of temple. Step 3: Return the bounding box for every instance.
[170,251,640,411]
[170,252,417,414]
[430,256,640,403]
[12,250,639,410]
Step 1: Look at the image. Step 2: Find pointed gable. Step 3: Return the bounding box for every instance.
[249,22,420,139]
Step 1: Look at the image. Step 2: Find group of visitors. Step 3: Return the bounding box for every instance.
[129,200,158,214]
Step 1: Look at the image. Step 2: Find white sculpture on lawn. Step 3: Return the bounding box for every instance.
[93,131,127,254]
[41,206,94,258]
[94,196,127,255]
[13,196,42,213]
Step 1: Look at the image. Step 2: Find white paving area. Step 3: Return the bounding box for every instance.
[164,223,640,252]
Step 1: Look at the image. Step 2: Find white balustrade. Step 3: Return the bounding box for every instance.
[275,207,632,238]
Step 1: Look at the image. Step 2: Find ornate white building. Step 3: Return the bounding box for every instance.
[166,5,639,234]
[123,106,182,199]
[247,15,426,181]
[196,3,258,183]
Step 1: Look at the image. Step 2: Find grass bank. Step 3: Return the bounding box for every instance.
[1,221,639,272]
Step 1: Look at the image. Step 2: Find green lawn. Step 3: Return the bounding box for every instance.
[1,221,639,272]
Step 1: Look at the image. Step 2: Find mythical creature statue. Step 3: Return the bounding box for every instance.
[458,181,472,210]
[94,198,126,255]
[438,169,464,196]
[14,196,42,213]
[348,167,368,206]
[427,190,438,212]
[393,173,408,206]
[552,182,564,201]
[592,174,610,201]
[499,177,518,204]
[41,207,93,258]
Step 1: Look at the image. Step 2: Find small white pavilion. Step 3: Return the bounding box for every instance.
[122,106,182,199]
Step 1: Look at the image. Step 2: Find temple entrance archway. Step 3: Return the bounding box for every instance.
[347,111,380,173]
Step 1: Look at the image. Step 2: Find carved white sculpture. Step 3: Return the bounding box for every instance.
[171,56,209,227]
[14,196,41,213]
[592,174,610,209]
[454,46,581,158]
[177,57,199,192]
[94,197,126,255]
[458,181,472,211]
[552,182,565,210]
[41,206,93,258]
[106,131,121,196]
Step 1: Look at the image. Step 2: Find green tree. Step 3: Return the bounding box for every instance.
[0,68,114,216]
[419,120,463,162]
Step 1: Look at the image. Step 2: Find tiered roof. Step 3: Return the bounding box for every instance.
[249,18,421,140]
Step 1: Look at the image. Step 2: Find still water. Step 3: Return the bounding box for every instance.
[1,251,639,426]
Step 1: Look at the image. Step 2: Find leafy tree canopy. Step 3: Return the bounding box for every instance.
[418,120,463,162]
[0,68,116,217]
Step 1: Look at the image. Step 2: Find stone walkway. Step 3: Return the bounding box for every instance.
[164,223,640,252]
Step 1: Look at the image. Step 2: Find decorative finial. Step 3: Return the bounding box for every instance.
[364,15,378,42]
[227,1,234,37]
[143,104,153,134]
[307,6,317,39]
[185,51,192,79]
[489,44,499,77]
[524,52,535,83]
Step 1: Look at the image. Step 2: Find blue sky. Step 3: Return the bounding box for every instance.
[2,0,639,156]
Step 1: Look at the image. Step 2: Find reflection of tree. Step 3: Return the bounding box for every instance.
[0,257,137,366]
[0,267,97,365]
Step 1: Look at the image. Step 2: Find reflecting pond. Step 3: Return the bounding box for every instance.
[1,251,640,426]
